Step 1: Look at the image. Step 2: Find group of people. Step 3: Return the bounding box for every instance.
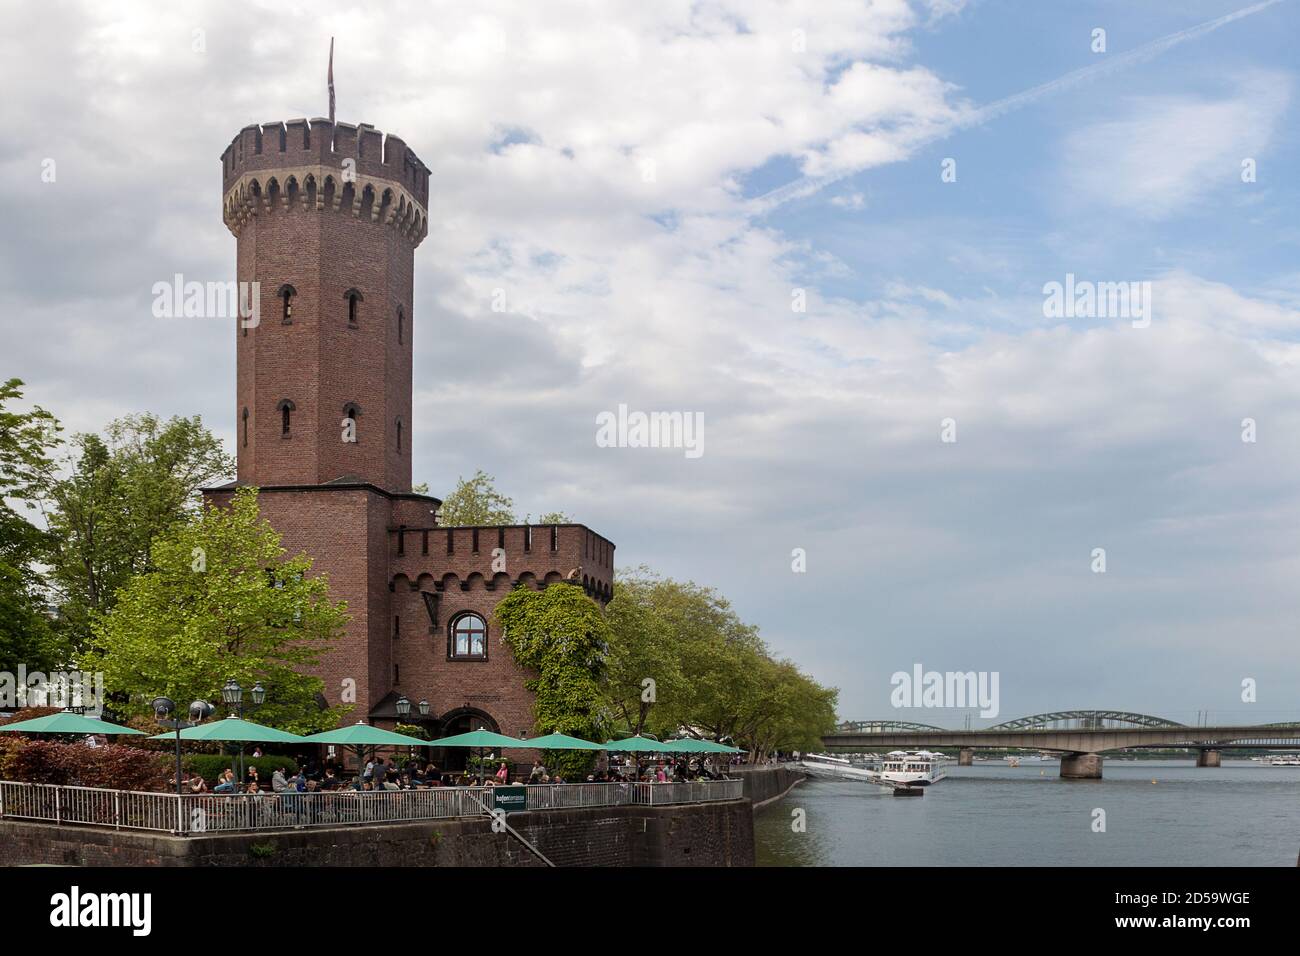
[182,752,729,795]
[183,757,453,795]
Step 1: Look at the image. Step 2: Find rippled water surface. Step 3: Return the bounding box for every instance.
[754,760,1300,866]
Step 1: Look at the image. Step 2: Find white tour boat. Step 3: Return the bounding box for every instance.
[1266,755,1300,766]
[879,750,948,786]
[797,753,885,782]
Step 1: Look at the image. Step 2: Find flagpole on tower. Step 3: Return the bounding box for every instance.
[328,37,336,124]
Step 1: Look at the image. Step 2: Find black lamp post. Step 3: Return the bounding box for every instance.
[153,696,213,798]
[395,697,412,764]
[393,697,431,762]
[221,679,267,783]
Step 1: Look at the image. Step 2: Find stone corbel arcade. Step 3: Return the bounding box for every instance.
[388,522,615,609]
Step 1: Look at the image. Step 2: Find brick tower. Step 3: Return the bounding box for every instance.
[206,116,614,757]
[221,118,427,491]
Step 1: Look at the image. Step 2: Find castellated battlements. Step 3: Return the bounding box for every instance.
[221,118,429,246]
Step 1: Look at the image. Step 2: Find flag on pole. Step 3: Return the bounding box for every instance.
[328,37,336,123]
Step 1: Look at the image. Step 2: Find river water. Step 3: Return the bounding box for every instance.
[754,759,1300,866]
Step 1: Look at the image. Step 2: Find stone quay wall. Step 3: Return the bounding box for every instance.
[0,799,754,868]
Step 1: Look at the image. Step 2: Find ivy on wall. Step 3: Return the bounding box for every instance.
[494,583,609,777]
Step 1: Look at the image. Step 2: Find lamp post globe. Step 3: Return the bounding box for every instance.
[222,679,241,707]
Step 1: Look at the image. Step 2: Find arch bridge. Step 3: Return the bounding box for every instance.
[822,710,1300,779]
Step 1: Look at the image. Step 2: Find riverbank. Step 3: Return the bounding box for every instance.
[729,765,807,809]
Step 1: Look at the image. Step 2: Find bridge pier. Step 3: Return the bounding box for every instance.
[1196,749,1221,768]
[958,748,974,766]
[1060,753,1103,779]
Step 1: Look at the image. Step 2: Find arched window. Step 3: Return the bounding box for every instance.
[449,612,487,660]
[277,398,295,437]
[241,407,249,447]
[397,307,404,344]
[344,288,363,327]
[342,402,361,442]
[396,417,402,451]
[278,284,296,324]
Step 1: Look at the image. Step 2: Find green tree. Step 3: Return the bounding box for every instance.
[433,470,571,526]
[494,583,609,776]
[436,470,516,526]
[0,379,66,673]
[87,488,348,734]
[603,569,837,759]
[729,656,838,757]
[602,567,688,737]
[45,413,233,651]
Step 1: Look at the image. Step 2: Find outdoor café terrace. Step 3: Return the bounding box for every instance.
[0,711,745,837]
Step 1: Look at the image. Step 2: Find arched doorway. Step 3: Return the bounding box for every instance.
[432,707,500,772]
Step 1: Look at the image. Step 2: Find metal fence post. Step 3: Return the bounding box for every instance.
[54,786,61,825]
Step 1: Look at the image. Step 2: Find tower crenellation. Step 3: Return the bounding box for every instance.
[221,118,429,243]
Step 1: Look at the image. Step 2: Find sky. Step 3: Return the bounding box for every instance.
[3,0,1299,727]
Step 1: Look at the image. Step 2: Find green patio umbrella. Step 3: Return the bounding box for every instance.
[300,721,433,784]
[521,732,605,750]
[433,729,528,749]
[300,721,430,748]
[147,715,306,743]
[664,737,707,753]
[431,729,529,784]
[0,711,146,736]
[604,735,676,780]
[603,735,674,752]
[666,738,741,753]
[148,716,307,792]
[522,733,604,780]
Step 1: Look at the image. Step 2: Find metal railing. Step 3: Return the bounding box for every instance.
[634,779,744,805]
[0,778,744,835]
[180,786,496,833]
[524,781,631,810]
[0,781,181,832]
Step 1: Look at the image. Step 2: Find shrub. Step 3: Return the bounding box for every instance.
[183,753,298,785]
[0,736,23,778]
[3,740,170,790]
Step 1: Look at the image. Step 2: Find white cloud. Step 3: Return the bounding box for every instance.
[1059,70,1292,220]
[3,1,1300,719]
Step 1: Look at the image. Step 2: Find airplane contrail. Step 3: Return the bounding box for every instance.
[749,0,1288,214]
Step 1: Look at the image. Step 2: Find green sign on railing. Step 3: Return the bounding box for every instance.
[492,785,527,813]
